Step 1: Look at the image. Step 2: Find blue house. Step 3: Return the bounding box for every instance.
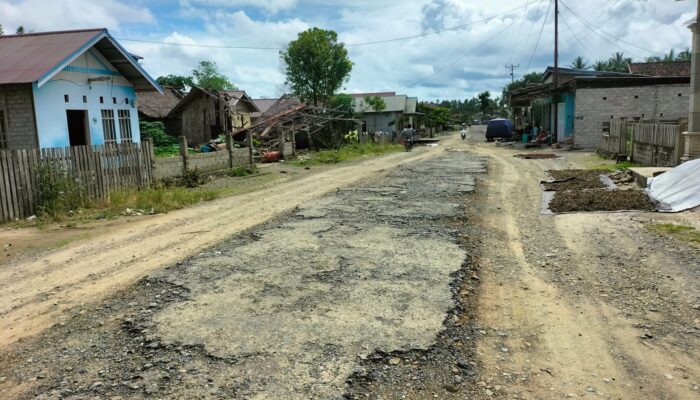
[0,28,162,150]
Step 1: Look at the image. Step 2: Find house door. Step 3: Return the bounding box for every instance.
[66,110,89,146]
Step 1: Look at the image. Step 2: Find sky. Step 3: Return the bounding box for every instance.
[0,0,695,101]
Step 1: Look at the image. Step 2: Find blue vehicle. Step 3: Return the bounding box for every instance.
[485,118,513,142]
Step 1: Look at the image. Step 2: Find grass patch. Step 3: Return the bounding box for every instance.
[647,223,700,244]
[154,145,196,158]
[591,161,640,171]
[108,187,223,214]
[227,164,258,177]
[291,143,403,166]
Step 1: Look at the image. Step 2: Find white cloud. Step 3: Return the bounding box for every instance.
[182,0,298,14]
[0,0,154,33]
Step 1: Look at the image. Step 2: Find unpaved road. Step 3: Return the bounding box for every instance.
[0,138,487,399]
[2,129,699,399]
[0,147,441,348]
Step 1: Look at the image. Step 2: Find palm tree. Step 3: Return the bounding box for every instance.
[662,49,676,62]
[593,60,609,71]
[646,56,662,62]
[570,56,590,70]
[677,48,691,61]
[607,52,631,72]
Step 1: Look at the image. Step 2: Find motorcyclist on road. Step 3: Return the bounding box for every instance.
[401,124,416,150]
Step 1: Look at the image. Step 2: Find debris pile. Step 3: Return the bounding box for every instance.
[514,153,560,159]
[543,170,606,191]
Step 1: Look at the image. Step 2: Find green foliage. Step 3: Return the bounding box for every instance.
[35,162,87,219]
[0,24,4,35]
[15,25,25,35]
[570,56,590,70]
[363,96,386,112]
[417,103,452,128]
[328,93,355,117]
[109,187,221,214]
[591,161,640,171]
[192,61,236,91]
[177,169,201,188]
[139,121,178,147]
[647,223,700,244]
[227,165,258,177]
[647,47,692,62]
[281,28,353,106]
[593,52,632,72]
[292,143,401,166]
[156,74,194,94]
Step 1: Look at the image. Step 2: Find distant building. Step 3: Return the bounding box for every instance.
[352,93,419,135]
[136,86,184,136]
[0,28,162,150]
[251,95,302,125]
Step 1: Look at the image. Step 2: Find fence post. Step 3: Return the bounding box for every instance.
[291,129,296,156]
[179,136,189,174]
[677,118,688,165]
[247,130,254,166]
[278,129,285,159]
[226,133,234,169]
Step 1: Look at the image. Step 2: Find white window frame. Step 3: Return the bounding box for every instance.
[101,109,117,144]
[117,109,132,142]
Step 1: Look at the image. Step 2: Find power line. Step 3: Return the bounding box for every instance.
[411,18,518,87]
[516,0,548,70]
[559,8,596,63]
[116,0,538,51]
[524,0,553,74]
[508,0,531,65]
[560,0,662,57]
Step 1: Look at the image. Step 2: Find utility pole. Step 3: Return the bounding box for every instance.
[505,64,519,83]
[552,0,559,143]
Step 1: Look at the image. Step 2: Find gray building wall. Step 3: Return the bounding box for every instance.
[574,84,689,150]
[364,112,402,134]
[0,83,38,149]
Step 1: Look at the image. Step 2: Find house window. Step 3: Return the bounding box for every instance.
[602,97,607,100]
[83,95,87,103]
[678,93,683,97]
[100,96,104,104]
[64,95,69,103]
[634,95,638,99]
[125,98,129,105]
[0,110,7,149]
[113,97,117,104]
[118,110,132,142]
[101,109,117,144]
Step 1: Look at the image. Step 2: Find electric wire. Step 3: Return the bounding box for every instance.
[560,8,596,64]
[523,0,553,74]
[516,0,549,71]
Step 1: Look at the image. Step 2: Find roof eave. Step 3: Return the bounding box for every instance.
[36,30,107,88]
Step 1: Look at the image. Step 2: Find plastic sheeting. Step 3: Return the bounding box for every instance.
[647,158,700,212]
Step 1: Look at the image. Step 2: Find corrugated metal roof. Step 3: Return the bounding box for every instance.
[350,91,396,98]
[354,95,407,113]
[0,29,104,84]
[0,28,161,92]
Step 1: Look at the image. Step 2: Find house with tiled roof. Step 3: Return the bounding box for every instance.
[0,28,162,150]
[628,61,691,78]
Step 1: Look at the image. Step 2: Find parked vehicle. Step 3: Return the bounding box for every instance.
[485,118,513,142]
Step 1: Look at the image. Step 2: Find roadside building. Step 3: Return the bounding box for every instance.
[510,64,690,150]
[167,87,260,145]
[352,92,419,136]
[0,28,162,150]
[251,95,302,125]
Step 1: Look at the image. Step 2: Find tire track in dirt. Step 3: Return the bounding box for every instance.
[0,147,443,348]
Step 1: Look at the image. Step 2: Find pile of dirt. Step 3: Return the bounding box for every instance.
[514,153,559,159]
[549,189,655,213]
[543,169,607,191]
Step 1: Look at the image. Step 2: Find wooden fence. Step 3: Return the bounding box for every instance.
[0,142,154,222]
[631,123,684,167]
[598,119,628,157]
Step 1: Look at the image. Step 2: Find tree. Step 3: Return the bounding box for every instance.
[478,91,492,116]
[15,25,25,35]
[281,28,353,106]
[191,61,236,91]
[593,60,609,71]
[0,24,4,35]
[156,74,194,94]
[606,52,631,72]
[570,56,590,70]
[662,49,676,62]
[363,96,386,112]
[417,103,452,129]
[677,48,691,61]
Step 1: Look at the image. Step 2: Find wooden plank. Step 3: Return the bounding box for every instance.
[6,150,20,219]
[18,150,33,216]
[0,151,10,222]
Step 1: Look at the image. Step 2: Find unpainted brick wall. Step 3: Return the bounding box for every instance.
[574,84,689,150]
[0,84,38,149]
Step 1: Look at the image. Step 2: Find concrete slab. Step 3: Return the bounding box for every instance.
[629,167,673,187]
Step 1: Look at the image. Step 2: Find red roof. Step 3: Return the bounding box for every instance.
[628,61,691,78]
[0,29,104,85]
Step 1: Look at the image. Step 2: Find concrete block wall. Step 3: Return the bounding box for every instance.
[153,148,250,180]
[0,84,38,149]
[574,84,689,150]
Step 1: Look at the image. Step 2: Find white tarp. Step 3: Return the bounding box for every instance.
[647,158,700,212]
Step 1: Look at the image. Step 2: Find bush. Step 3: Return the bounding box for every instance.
[227,165,258,177]
[177,169,201,188]
[34,162,87,218]
[139,121,178,147]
